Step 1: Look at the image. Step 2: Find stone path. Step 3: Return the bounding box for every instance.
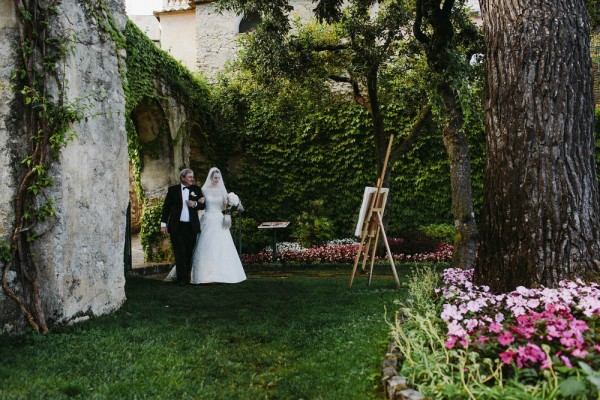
[129,233,171,276]
[131,233,145,266]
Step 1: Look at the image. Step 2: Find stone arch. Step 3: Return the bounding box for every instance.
[238,11,261,33]
[129,97,173,232]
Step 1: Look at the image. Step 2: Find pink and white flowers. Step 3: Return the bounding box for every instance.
[242,242,454,265]
[439,268,600,370]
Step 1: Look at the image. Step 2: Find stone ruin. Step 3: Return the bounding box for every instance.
[0,0,129,333]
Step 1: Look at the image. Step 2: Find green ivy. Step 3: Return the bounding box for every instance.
[124,20,214,194]
[213,64,486,239]
[124,20,215,259]
[139,198,171,262]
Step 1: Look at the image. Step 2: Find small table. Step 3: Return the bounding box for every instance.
[258,222,290,261]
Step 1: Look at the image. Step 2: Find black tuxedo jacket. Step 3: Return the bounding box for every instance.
[160,184,204,235]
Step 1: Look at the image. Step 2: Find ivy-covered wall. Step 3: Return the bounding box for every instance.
[125,20,219,261]
[212,74,487,243]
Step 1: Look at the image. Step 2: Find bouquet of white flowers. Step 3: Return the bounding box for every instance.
[222,192,243,229]
[227,192,240,208]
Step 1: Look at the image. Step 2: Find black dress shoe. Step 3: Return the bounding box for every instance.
[177,281,186,287]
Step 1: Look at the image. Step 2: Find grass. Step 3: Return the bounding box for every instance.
[0,266,414,400]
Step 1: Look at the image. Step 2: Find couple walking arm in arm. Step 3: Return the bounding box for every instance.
[161,167,247,285]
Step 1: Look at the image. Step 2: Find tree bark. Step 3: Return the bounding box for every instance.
[475,0,600,291]
[414,0,478,270]
[439,85,478,270]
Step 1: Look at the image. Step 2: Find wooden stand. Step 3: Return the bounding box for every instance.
[349,135,400,289]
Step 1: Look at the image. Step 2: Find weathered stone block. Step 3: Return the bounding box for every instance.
[0,0,128,333]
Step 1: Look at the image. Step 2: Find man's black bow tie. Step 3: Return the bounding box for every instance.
[182,187,188,190]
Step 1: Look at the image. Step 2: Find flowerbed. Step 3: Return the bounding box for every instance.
[391,268,600,399]
[440,268,600,372]
[241,241,453,265]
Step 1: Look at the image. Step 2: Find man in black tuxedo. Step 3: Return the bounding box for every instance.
[160,168,204,286]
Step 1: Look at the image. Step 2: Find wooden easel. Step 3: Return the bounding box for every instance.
[349,134,400,289]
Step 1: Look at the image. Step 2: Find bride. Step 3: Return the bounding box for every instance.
[164,167,247,284]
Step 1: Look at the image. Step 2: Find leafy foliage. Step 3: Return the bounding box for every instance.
[212,7,486,238]
[291,199,335,247]
[124,20,216,259]
[124,19,215,191]
[418,223,456,244]
[215,0,485,267]
[139,198,171,262]
[213,74,376,238]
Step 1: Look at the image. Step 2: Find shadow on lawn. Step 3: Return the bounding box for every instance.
[0,268,419,400]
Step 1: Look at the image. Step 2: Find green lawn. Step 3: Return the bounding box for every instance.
[0,267,411,400]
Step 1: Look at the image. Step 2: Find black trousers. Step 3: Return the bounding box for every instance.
[170,222,196,284]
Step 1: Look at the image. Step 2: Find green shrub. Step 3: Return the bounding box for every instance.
[419,223,455,244]
[291,200,335,248]
[140,197,172,262]
[232,215,271,255]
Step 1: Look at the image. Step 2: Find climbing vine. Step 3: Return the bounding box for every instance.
[124,21,216,258]
[1,0,84,333]
[124,20,215,198]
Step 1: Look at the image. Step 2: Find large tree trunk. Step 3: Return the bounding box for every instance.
[475,0,600,291]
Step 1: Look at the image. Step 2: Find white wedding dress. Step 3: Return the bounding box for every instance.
[188,190,246,284]
[164,168,246,284]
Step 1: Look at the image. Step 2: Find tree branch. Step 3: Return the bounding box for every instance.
[314,43,349,52]
[413,0,430,44]
[390,103,432,160]
[328,75,371,110]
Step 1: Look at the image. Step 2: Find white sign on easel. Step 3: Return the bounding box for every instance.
[354,187,389,237]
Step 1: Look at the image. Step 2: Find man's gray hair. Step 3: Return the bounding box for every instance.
[179,168,194,179]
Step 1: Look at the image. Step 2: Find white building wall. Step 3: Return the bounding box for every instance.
[195,0,316,81]
[159,10,197,70]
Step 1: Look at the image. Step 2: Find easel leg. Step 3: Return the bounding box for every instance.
[368,230,380,286]
[361,236,373,273]
[349,235,367,288]
[377,213,400,288]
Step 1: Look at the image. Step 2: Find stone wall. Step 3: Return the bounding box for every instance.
[0,0,21,332]
[0,0,129,332]
[195,0,316,81]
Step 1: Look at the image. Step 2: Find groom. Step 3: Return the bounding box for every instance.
[160,168,204,286]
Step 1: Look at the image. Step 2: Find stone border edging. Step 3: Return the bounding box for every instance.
[382,342,429,400]
[127,263,171,276]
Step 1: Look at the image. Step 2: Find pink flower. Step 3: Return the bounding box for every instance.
[437,267,600,371]
[560,355,574,368]
[526,299,541,309]
[476,335,490,345]
[571,348,589,358]
[560,337,577,348]
[498,331,515,346]
[514,344,547,368]
[445,336,458,349]
[499,350,516,365]
[489,321,503,333]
